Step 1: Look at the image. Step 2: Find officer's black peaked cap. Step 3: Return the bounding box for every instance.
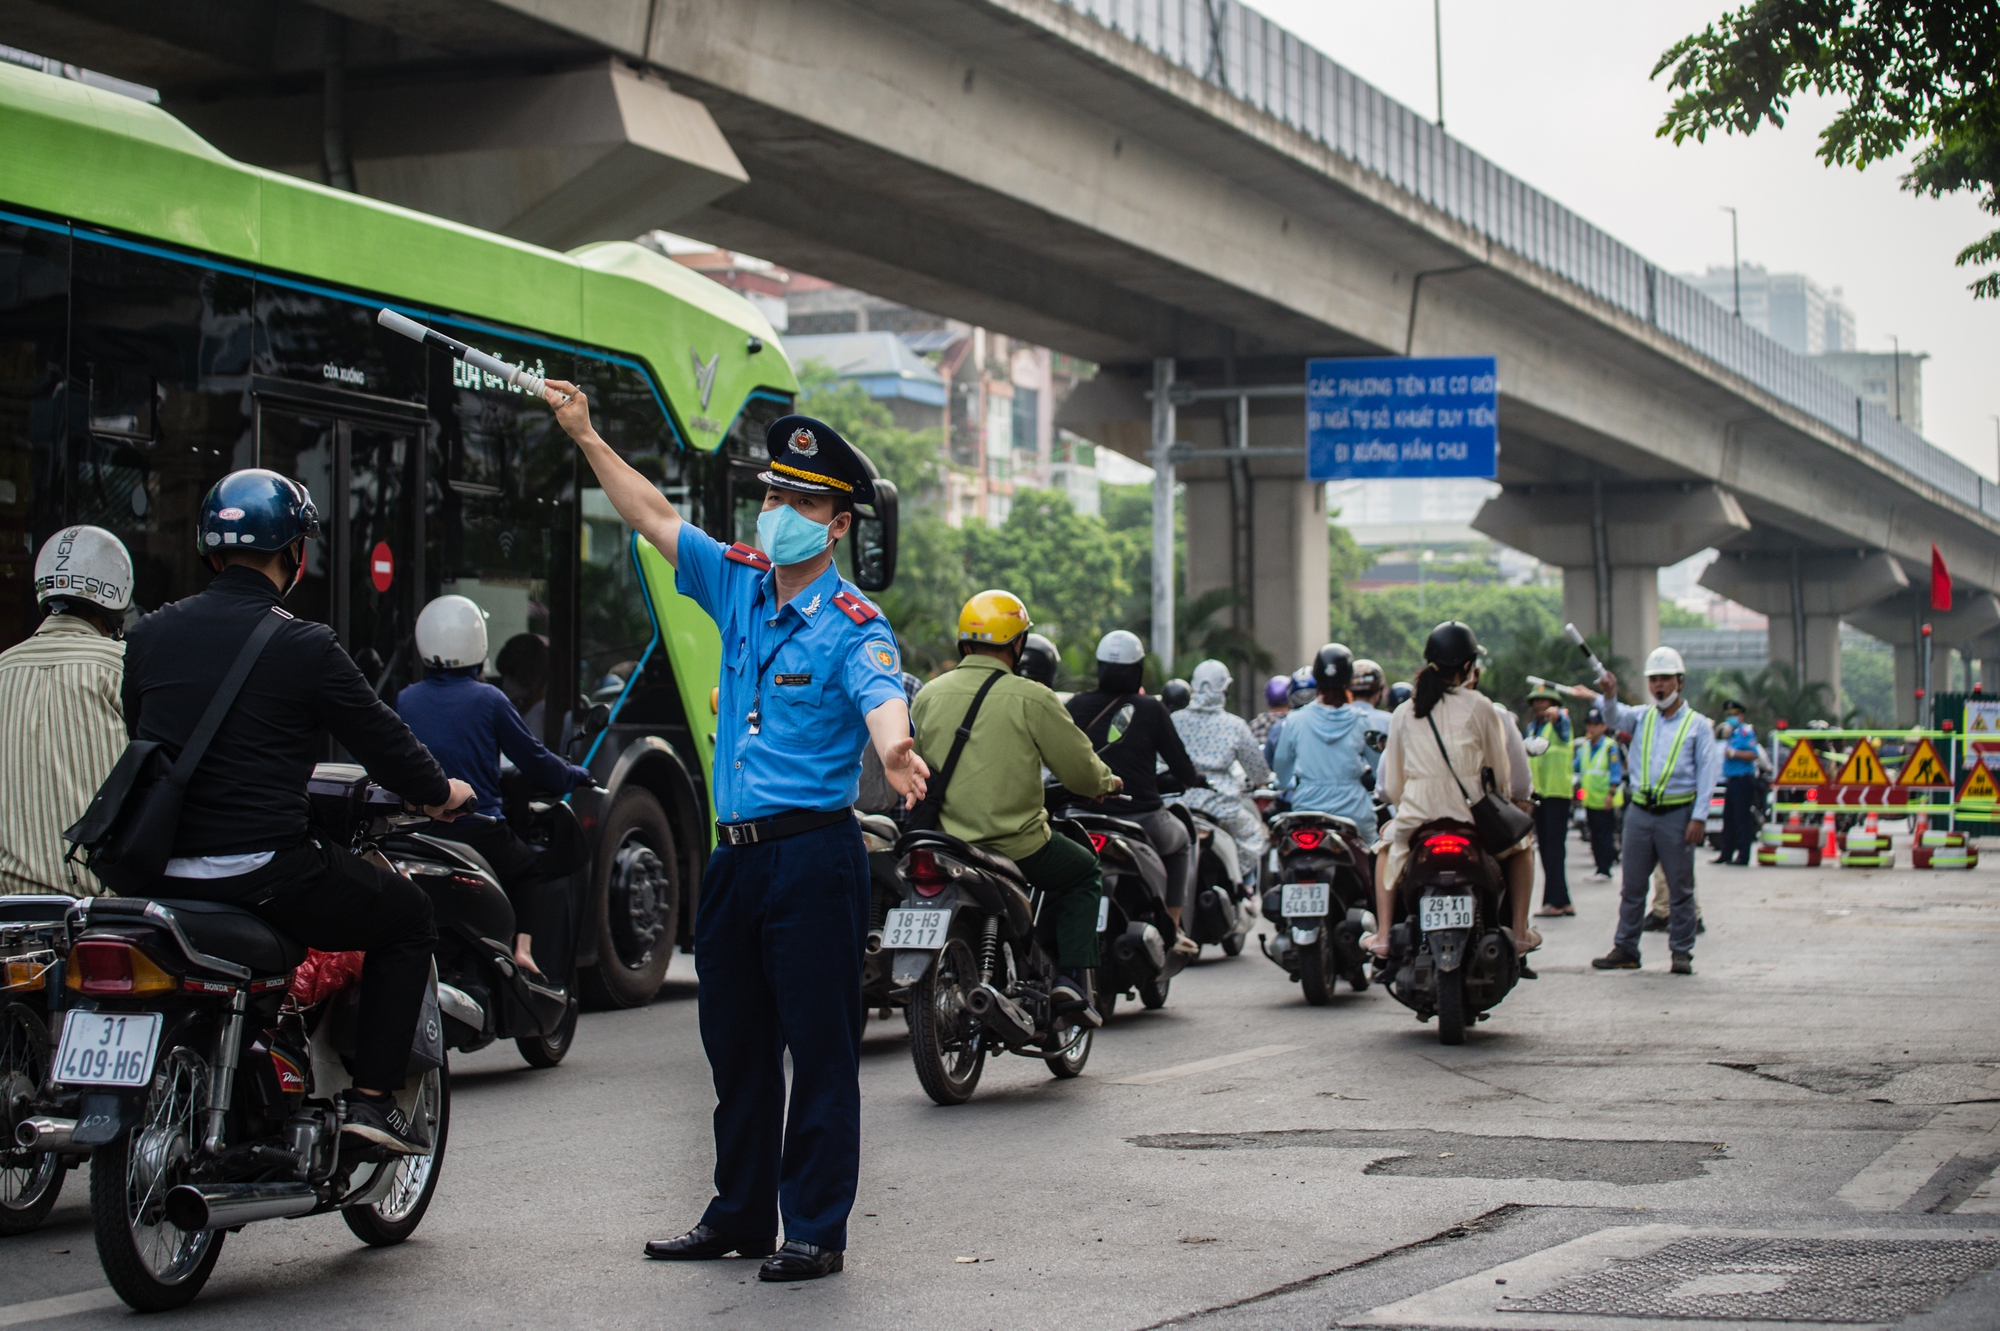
[760,414,876,506]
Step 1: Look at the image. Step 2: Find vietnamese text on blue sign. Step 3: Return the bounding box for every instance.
[1305,356,1498,481]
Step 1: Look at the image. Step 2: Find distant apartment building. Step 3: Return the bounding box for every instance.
[646,232,1100,527]
[1681,264,1857,356]
[1811,350,1928,433]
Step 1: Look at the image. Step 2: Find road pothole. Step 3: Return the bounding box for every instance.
[1127,1129,1725,1185]
[1713,1061,1904,1095]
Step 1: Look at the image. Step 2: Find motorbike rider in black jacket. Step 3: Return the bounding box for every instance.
[1065,630,1206,954]
[119,470,474,1155]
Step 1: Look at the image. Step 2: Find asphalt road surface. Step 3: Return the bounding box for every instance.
[5,837,1998,1329]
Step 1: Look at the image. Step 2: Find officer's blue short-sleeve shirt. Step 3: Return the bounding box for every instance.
[676,524,904,822]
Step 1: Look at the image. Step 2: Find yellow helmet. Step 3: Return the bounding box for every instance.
[958,589,1033,647]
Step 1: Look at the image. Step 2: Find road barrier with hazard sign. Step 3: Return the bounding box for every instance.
[1755,725,1993,865]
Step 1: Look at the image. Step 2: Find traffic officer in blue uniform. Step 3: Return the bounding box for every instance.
[547,381,929,1282]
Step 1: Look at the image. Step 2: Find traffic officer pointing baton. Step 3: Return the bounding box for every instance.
[544,379,928,1282]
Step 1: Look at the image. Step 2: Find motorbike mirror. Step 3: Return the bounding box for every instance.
[584,702,612,737]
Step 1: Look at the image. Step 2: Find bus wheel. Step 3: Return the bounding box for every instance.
[582,789,679,1009]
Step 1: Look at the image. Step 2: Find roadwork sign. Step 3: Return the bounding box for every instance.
[1895,738,1952,788]
[1833,738,1888,786]
[1958,763,1999,804]
[1775,739,1829,786]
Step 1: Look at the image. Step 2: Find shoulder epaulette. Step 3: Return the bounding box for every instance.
[724,542,772,571]
[832,591,879,624]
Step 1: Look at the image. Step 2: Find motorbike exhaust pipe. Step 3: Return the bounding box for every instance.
[165,1181,319,1231]
[13,1116,74,1151]
[962,983,1035,1044]
[865,930,884,956]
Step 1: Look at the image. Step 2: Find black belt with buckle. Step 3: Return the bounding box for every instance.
[1634,798,1696,815]
[715,807,852,847]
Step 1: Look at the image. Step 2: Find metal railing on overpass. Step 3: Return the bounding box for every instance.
[1055,0,1999,519]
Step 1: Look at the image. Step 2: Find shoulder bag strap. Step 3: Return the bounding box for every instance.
[1082,693,1131,752]
[164,609,287,789]
[924,670,1007,812]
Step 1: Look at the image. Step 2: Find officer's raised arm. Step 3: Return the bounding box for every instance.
[544,380,686,566]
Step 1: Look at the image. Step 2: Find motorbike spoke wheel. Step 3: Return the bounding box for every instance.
[1298,930,1333,1006]
[344,1059,450,1246]
[1436,969,1467,1045]
[91,1046,223,1312]
[0,1003,62,1235]
[582,790,679,1009]
[1042,1013,1092,1080]
[907,937,985,1105]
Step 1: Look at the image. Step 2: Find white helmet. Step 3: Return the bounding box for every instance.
[34,525,133,613]
[1643,645,1687,677]
[416,595,489,670]
[1095,629,1146,665]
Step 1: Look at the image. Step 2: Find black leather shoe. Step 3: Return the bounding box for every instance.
[758,1239,844,1282]
[644,1224,774,1261]
[1592,947,1641,970]
[1670,951,1694,975]
[1641,913,1668,933]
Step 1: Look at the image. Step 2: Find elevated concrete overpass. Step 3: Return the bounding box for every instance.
[17,0,1997,714]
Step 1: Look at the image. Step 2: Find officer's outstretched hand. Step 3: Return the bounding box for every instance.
[545,380,592,441]
[882,736,931,809]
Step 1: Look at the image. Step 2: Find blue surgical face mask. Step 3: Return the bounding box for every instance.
[756,502,833,566]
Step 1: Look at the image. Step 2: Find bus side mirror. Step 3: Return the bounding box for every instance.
[848,477,898,593]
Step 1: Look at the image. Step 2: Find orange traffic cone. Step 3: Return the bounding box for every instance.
[1822,811,1839,857]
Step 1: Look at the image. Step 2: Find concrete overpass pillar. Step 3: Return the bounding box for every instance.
[1475,484,1748,670]
[1699,549,1908,699]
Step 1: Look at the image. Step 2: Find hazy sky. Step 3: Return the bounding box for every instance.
[1249,0,2000,478]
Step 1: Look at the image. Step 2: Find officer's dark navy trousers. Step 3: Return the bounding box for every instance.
[695,819,869,1251]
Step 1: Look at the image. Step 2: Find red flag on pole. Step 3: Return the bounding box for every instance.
[1932,544,1952,612]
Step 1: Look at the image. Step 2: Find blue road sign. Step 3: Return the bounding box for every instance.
[1306,356,1498,481]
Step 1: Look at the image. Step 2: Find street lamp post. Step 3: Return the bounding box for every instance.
[1432,0,1445,129]
[1890,333,1903,422]
[1720,206,1740,318]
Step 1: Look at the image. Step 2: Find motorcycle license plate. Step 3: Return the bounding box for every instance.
[882,908,949,950]
[53,1011,162,1087]
[1280,883,1329,918]
[1420,895,1475,932]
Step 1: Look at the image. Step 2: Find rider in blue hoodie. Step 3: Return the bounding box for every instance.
[1272,643,1377,832]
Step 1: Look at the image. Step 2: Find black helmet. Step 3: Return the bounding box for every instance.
[1018,633,1060,688]
[198,469,321,557]
[1161,678,1191,713]
[1310,643,1354,694]
[1423,621,1479,672]
[1386,681,1413,710]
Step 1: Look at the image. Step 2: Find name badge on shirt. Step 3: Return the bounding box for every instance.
[774,673,812,686]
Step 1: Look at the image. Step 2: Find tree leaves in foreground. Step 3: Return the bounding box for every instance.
[1654,1,2000,297]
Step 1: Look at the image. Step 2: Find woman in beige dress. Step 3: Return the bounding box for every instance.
[1366,622,1539,956]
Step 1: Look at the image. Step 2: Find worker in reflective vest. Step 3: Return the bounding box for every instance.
[1574,706,1624,880]
[1526,685,1576,917]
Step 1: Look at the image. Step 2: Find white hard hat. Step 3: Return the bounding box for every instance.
[1643,645,1687,677]
[34,525,133,613]
[1095,629,1146,665]
[416,595,489,670]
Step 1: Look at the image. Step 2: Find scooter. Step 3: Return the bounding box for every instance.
[857,811,907,1017]
[1046,791,1187,1019]
[1377,818,1521,1045]
[1179,806,1254,957]
[1,894,78,1235]
[1259,810,1375,1005]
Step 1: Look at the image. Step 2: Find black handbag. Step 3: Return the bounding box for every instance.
[63,609,286,894]
[1426,712,1534,855]
[904,670,1005,833]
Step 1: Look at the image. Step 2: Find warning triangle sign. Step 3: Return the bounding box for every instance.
[1895,738,1952,788]
[1833,738,1889,786]
[1959,762,1999,803]
[1775,738,1829,786]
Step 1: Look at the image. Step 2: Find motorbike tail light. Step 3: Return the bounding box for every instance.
[1423,833,1473,856]
[1086,832,1108,855]
[65,939,175,995]
[1289,829,1326,851]
[907,848,948,897]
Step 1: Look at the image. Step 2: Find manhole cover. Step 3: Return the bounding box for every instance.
[1512,1235,2000,1322]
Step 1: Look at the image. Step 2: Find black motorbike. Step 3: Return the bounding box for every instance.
[857,811,908,1018]
[1259,810,1375,1005]
[1047,793,1186,1018]
[1377,819,1521,1045]
[307,764,583,1068]
[888,826,1096,1105]
[2,894,77,1236]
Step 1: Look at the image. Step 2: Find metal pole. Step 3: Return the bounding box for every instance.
[1151,357,1177,670]
[1432,0,1445,129]
[322,12,354,192]
[1721,206,1739,318]
[1890,334,1902,422]
[1590,477,1611,639]
[1788,548,1806,678]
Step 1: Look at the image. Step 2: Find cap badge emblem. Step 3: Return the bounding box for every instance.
[218,507,245,520]
[790,427,819,457]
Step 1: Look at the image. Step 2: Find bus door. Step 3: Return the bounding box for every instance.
[254,398,425,700]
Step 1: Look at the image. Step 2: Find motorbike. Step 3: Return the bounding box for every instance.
[888,825,1096,1105]
[1259,810,1376,1005]
[308,764,583,1068]
[857,811,907,1017]
[1377,819,1522,1045]
[2,894,77,1236]
[1179,805,1255,957]
[1045,790,1186,1018]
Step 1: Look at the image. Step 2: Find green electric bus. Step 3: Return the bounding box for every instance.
[0,64,898,1006]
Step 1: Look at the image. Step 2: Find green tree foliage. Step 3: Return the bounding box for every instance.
[1699,660,1836,730]
[1840,640,1896,724]
[1655,2,2000,297]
